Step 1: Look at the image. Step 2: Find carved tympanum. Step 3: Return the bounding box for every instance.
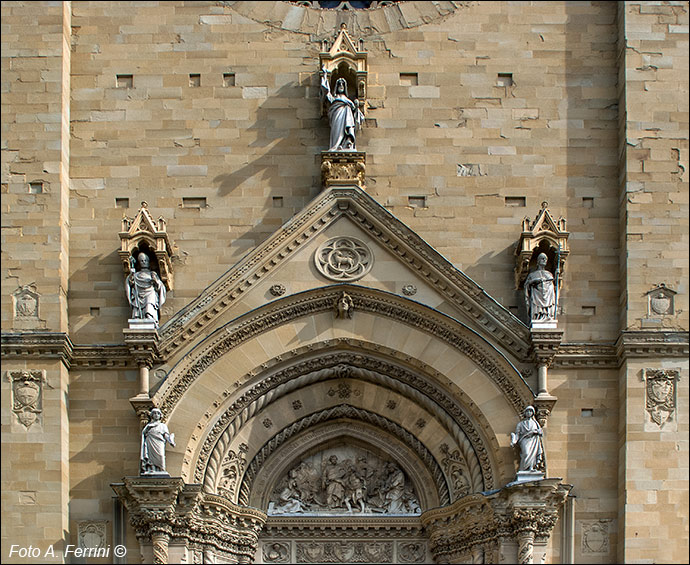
[269,447,420,515]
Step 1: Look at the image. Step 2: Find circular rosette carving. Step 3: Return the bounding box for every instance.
[314,237,373,281]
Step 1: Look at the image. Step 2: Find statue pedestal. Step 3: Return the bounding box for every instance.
[127,319,158,330]
[321,151,366,190]
[513,470,545,484]
[530,320,558,330]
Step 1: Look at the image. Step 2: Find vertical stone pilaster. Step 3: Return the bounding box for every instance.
[1,2,72,561]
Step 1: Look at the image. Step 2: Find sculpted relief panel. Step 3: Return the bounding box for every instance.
[269,446,420,516]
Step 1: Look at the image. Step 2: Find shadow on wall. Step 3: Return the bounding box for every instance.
[212,82,328,198]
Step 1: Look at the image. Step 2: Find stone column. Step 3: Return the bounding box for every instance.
[517,530,534,564]
[151,530,170,564]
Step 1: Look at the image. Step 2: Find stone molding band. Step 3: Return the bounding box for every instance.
[3,330,686,371]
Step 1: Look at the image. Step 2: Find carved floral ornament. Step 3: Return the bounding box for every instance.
[643,368,680,427]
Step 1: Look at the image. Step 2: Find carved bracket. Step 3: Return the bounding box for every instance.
[319,24,367,115]
[515,201,569,291]
[119,201,174,291]
[321,151,366,190]
[529,328,563,367]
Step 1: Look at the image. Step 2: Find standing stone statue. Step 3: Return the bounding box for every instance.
[140,408,176,475]
[510,406,544,474]
[524,252,556,323]
[320,69,364,151]
[127,252,166,325]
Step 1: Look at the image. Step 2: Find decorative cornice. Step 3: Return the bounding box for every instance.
[1,332,74,367]
[551,343,618,369]
[2,332,686,371]
[263,515,424,537]
[616,330,689,361]
[421,480,571,562]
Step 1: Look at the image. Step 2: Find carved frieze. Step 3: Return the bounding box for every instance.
[643,368,680,428]
[315,238,372,282]
[7,369,45,429]
[296,540,393,563]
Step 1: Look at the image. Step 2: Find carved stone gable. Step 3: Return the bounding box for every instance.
[119,201,174,291]
[515,201,569,291]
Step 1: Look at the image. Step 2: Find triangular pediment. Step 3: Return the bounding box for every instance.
[524,201,567,237]
[329,24,359,56]
[158,188,530,362]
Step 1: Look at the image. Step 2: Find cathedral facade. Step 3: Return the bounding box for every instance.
[1,1,688,563]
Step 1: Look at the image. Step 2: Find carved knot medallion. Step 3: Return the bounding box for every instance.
[314,237,373,281]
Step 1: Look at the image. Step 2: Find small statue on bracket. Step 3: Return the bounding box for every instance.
[140,408,176,475]
[524,252,556,324]
[127,252,166,326]
[510,406,545,481]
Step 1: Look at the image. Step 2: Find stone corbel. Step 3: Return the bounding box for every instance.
[319,23,367,114]
[321,151,366,190]
[119,201,174,291]
[515,201,569,292]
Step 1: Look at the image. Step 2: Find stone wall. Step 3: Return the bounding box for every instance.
[1,2,687,564]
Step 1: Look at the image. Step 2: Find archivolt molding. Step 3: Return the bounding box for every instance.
[188,344,504,493]
[236,406,450,509]
[156,187,530,362]
[157,286,531,420]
